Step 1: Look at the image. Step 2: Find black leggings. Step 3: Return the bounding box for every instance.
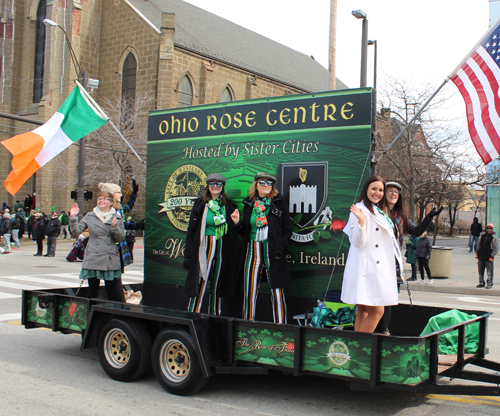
[417,258,432,280]
[87,278,125,302]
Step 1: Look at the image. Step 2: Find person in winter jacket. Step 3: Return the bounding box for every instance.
[27,210,35,240]
[183,173,239,315]
[376,180,442,334]
[470,217,483,253]
[476,223,500,289]
[32,212,47,256]
[416,231,433,284]
[44,211,61,256]
[405,235,420,281]
[236,172,292,324]
[69,191,125,301]
[2,212,12,253]
[11,211,22,248]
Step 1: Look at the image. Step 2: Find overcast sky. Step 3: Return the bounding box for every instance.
[183,0,490,133]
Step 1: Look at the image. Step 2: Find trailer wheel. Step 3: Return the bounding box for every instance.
[152,329,208,396]
[98,318,151,382]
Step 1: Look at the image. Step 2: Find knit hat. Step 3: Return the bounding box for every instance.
[487,223,494,229]
[99,183,121,194]
[3,213,11,219]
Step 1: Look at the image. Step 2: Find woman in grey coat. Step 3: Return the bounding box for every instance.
[69,191,125,301]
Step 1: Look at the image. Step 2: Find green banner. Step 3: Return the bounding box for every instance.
[145,89,371,300]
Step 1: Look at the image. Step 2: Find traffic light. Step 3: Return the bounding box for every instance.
[71,190,77,200]
[84,191,93,201]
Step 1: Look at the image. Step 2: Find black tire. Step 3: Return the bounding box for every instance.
[151,328,209,396]
[98,317,151,382]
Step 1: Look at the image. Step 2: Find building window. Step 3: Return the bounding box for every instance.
[121,53,137,130]
[33,0,47,103]
[178,75,193,107]
[220,86,234,102]
[122,53,137,101]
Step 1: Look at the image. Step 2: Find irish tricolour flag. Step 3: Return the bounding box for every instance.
[2,85,107,195]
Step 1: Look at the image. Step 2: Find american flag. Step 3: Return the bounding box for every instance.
[451,20,500,165]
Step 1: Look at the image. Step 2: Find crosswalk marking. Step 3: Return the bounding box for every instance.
[0,272,144,307]
[0,293,20,300]
[0,313,21,321]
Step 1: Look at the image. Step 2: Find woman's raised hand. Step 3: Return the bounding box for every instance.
[111,216,118,228]
[69,203,79,218]
[350,204,365,227]
[230,209,240,224]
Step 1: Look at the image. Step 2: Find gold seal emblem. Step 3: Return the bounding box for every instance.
[326,341,351,366]
[158,164,207,231]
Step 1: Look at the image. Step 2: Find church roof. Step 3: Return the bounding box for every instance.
[127,0,348,92]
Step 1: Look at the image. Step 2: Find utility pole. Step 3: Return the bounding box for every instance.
[328,0,337,90]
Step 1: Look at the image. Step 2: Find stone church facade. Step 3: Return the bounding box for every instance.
[0,0,345,215]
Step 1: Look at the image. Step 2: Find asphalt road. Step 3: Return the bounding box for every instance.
[2,238,500,415]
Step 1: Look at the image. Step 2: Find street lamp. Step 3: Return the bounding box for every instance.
[43,18,87,216]
[352,10,368,88]
[368,40,377,174]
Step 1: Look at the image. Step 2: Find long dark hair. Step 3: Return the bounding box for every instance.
[202,185,227,205]
[387,185,409,232]
[358,175,386,214]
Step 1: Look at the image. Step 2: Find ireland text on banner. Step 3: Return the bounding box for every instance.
[451,19,500,165]
[1,85,108,195]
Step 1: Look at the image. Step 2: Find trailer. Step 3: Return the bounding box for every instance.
[21,89,500,396]
[22,284,500,396]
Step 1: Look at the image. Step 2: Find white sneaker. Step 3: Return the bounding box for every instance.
[428,280,434,285]
[418,280,426,284]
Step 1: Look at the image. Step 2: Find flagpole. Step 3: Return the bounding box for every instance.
[375,78,449,163]
[75,81,144,163]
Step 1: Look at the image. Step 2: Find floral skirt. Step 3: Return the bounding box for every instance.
[79,268,121,281]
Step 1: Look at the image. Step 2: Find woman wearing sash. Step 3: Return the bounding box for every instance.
[341,175,403,333]
[184,173,239,315]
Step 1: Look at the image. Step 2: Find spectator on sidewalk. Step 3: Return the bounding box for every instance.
[470,217,483,253]
[476,223,499,289]
[32,212,47,256]
[11,211,22,248]
[12,200,23,212]
[416,231,433,285]
[405,235,420,281]
[1,212,12,254]
[59,211,69,239]
[44,211,61,257]
[27,210,35,240]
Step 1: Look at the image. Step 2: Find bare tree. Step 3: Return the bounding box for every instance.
[52,93,153,191]
[376,75,483,224]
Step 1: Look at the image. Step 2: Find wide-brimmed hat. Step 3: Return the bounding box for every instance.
[205,173,226,184]
[385,181,402,191]
[254,172,277,183]
[34,212,42,217]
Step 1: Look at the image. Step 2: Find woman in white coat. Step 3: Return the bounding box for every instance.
[341,175,403,333]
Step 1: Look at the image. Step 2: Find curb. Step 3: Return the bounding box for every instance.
[405,283,500,296]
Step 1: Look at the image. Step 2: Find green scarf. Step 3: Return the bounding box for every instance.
[253,197,271,242]
[207,198,227,240]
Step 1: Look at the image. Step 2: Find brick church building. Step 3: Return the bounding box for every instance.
[0,0,346,215]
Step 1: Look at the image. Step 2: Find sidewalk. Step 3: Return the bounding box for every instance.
[403,235,500,297]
